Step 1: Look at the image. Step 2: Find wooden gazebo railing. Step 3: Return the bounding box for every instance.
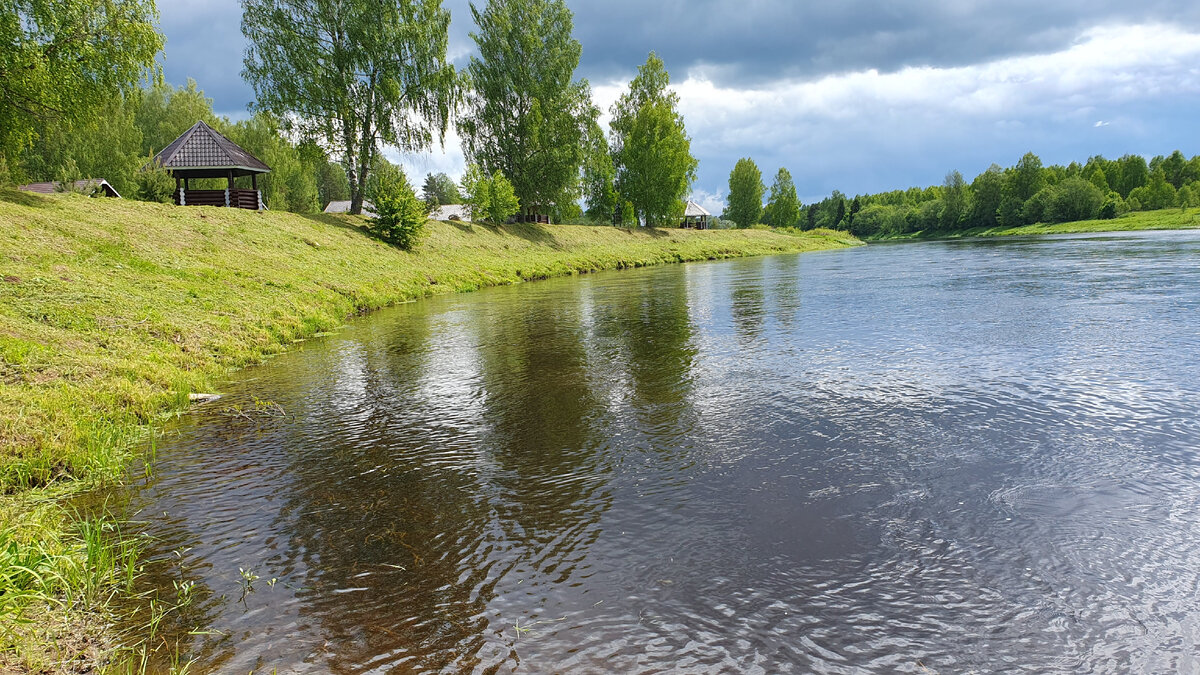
[174,188,263,210]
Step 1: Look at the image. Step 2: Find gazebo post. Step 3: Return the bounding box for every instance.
[227,170,234,207]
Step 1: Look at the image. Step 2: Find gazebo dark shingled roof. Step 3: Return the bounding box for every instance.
[151,121,271,176]
[147,121,272,210]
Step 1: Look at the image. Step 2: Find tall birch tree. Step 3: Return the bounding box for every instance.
[459,0,595,217]
[609,53,697,227]
[241,0,459,214]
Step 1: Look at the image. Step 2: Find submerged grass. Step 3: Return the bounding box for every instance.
[0,189,859,668]
[871,207,1200,240]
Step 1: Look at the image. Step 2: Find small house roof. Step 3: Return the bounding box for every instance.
[148,121,271,175]
[684,200,710,218]
[18,179,121,199]
[323,200,376,217]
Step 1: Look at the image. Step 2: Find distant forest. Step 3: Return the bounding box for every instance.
[782,151,1200,238]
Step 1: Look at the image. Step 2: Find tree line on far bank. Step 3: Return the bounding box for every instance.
[5,0,698,229]
[723,152,1200,237]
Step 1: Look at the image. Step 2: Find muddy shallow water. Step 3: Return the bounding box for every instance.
[122,231,1200,672]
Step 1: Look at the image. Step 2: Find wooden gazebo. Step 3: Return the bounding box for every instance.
[147,121,271,210]
[681,200,710,229]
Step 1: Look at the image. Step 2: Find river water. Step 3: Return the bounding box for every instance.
[121,231,1200,673]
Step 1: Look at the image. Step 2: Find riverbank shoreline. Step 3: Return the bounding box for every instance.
[867,207,1200,241]
[0,189,859,670]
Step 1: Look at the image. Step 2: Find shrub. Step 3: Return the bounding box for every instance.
[852,203,909,237]
[1098,200,1118,220]
[369,171,427,251]
[135,157,176,203]
[461,164,520,224]
[1022,187,1054,224]
[1046,177,1104,223]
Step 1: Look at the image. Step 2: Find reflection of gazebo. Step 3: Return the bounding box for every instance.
[681,200,710,229]
[147,121,271,210]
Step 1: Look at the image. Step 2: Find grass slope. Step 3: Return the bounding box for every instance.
[872,207,1200,240]
[0,190,857,670]
[0,191,855,486]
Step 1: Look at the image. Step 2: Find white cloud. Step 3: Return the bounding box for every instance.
[604,23,1200,198]
[690,188,726,216]
[398,22,1200,203]
[1094,121,1111,127]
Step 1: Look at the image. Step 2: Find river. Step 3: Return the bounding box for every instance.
[120,230,1200,673]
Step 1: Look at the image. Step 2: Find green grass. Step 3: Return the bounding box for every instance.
[0,189,859,668]
[871,207,1200,240]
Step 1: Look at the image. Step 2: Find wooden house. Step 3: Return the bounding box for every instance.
[146,121,271,210]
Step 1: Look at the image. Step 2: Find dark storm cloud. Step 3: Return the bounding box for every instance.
[161,0,1200,113]
[155,0,1200,206]
[565,0,1200,84]
[157,0,254,115]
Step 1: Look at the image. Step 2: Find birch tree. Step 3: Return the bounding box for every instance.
[609,53,697,227]
[459,0,595,217]
[242,0,459,214]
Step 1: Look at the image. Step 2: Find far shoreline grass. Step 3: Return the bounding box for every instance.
[0,189,859,671]
[868,207,1200,241]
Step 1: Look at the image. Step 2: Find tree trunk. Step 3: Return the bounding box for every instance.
[351,79,377,216]
[343,116,361,215]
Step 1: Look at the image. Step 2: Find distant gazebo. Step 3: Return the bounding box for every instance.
[681,200,710,229]
[147,121,271,210]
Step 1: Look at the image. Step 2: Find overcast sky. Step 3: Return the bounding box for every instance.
[158,0,1200,210]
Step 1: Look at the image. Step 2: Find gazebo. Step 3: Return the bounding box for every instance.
[681,200,710,229]
[147,121,271,210]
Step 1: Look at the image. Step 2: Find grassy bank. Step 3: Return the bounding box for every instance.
[0,189,858,670]
[870,207,1200,240]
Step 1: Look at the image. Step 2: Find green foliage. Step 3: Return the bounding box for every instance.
[1098,199,1118,220]
[369,171,428,250]
[1022,186,1054,224]
[462,163,520,223]
[242,0,459,214]
[582,119,618,222]
[135,157,175,203]
[459,0,594,216]
[610,53,698,226]
[830,147,1197,239]
[365,159,408,206]
[1179,183,1200,208]
[135,80,220,156]
[620,200,636,227]
[969,164,1004,228]
[1007,152,1045,203]
[940,170,970,231]
[1046,176,1105,222]
[908,199,943,232]
[0,0,162,162]
[225,112,320,213]
[763,167,801,228]
[1129,170,1178,211]
[727,158,765,228]
[421,172,461,206]
[1116,154,1149,198]
[851,203,909,238]
[299,141,351,208]
[18,89,145,197]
